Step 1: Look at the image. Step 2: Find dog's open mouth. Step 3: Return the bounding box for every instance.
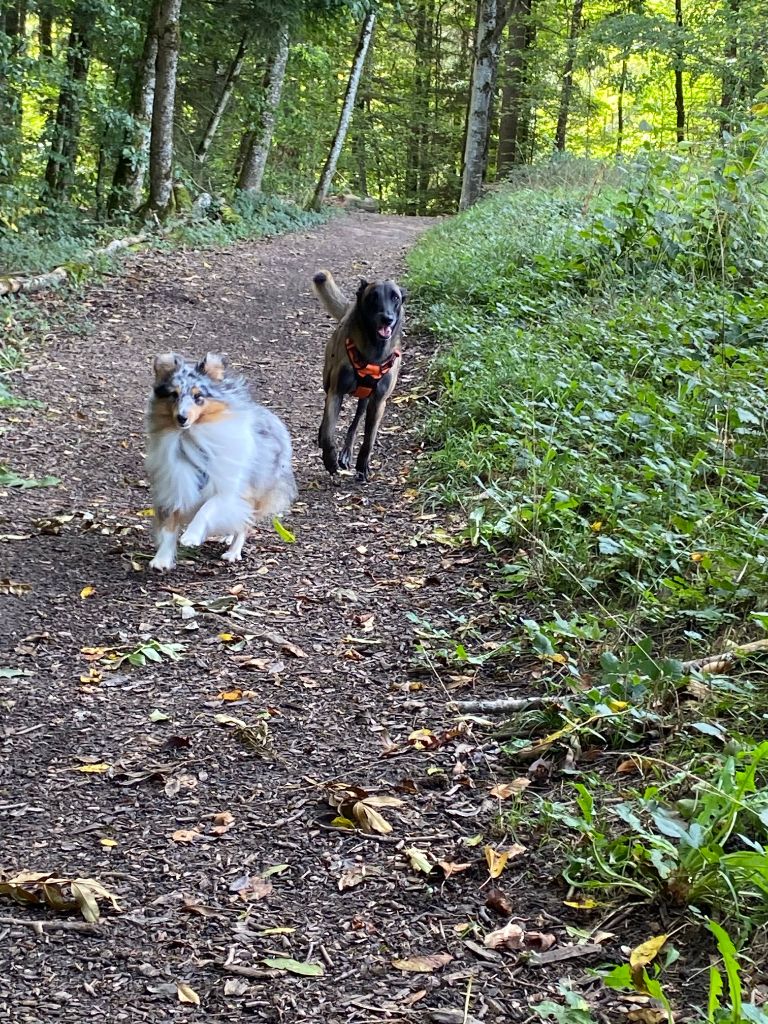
[378,325,393,339]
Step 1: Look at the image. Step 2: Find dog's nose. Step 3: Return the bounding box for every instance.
[177,413,188,427]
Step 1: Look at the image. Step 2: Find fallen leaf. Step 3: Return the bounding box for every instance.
[490,779,530,799]
[485,889,514,916]
[223,978,250,996]
[406,847,433,874]
[338,865,366,891]
[99,838,118,848]
[630,934,668,987]
[272,517,296,543]
[212,810,234,828]
[177,982,201,1005]
[438,860,473,878]
[392,953,453,973]
[261,957,323,977]
[353,802,393,835]
[484,843,525,878]
[563,896,600,910]
[0,871,121,921]
[530,943,602,966]
[484,921,525,950]
[217,689,244,701]
[149,709,170,723]
[80,585,96,599]
[527,931,557,951]
[75,762,112,774]
[171,829,202,844]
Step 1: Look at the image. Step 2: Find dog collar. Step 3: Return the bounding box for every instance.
[345,337,401,400]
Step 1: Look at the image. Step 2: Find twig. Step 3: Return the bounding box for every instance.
[219,963,279,979]
[0,915,101,933]
[450,696,562,713]
[681,637,768,674]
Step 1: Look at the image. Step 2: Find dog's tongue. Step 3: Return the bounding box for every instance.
[378,325,392,339]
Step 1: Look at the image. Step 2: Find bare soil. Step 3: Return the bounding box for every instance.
[0,215,673,1023]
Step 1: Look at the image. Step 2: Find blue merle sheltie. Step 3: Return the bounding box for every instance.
[145,352,297,571]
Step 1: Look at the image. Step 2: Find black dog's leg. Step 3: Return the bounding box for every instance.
[355,395,388,482]
[318,389,344,475]
[339,398,368,470]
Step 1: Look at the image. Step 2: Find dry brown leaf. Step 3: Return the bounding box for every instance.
[0,871,121,921]
[353,802,392,835]
[484,921,525,950]
[0,578,31,596]
[171,829,202,844]
[391,952,453,973]
[177,982,201,1005]
[489,778,530,799]
[438,860,472,878]
[527,931,557,951]
[211,811,235,834]
[485,889,514,916]
[338,866,366,891]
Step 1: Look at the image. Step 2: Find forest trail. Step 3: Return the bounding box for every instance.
[0,215,556,1023]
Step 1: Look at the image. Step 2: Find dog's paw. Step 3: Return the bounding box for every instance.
[149,553,176,572]
[180,526,205,548]
[220,549,242,563]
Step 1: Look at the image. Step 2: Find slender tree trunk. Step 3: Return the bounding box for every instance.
[719,0,740,134]
[616,56,627,155]
[147,0,182,216]
[309,10,376,212]
[405,0,433,212]
[109,0,160,213]
[554,0,583,152]
[673,0,685,142]
[497,0,536,172]
[237,28,289,192]
[196,30,248,163]
[0,0,27,177]
[352,91,369,198]
[38,1,52,57]
[43,1,92,199]
[459,0,509,211]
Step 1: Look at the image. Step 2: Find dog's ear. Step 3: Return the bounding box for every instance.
[197,352,227,381]
[356,278,370,302]
[153,352,182,380]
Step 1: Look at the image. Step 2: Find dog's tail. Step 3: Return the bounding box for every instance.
[312,270,348,321]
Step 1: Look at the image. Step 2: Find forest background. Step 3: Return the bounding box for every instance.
[0,0,765,262]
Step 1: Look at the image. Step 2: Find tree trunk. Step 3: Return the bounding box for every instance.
[109,0,160,214]
[195,30,248,163]
[38,1,52,57]
[459,0,509,211]
[236,28,289,192]
[496,0,537,173]
[719,0,739,134]
[673,0,685,142]
[616,57,627,155]
[554,0,583,152]
[309,10,376,212]
[147,0,182,216]
[43,2,92,200]
[404,0,433,213]
[0,0,27,177]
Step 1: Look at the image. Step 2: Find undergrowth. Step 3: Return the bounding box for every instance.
[408,121,768,1018]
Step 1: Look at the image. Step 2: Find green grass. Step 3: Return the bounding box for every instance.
[408,133,768,648]
[407,131,768,1016]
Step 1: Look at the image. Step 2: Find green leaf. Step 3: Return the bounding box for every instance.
[149,709,170,723]
[261,958,323,977]
[0,667,32,678]
[272,517,295,544]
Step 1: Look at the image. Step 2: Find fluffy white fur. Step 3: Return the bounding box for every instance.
[145,355,296,571]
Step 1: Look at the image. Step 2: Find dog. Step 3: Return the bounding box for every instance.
[312,269,406,482]
[145,351,297,571]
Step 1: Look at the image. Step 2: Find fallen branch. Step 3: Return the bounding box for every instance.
[0,915,101,933]
[681,637,768,675]
[0,233,149,298]
[450,695,562,713]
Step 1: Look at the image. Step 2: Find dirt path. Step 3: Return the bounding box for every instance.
[0,216,563,1024]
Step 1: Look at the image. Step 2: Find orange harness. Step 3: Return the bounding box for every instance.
[345,337,401,400]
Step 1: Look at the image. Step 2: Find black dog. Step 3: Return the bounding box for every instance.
[312,270,406,481]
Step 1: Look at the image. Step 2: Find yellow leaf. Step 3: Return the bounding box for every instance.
[608,699,629,712]
[79,668,103,685]
[564,897,600,909]
[137,508,155,517]
[591,521,603,532]
[630,934,668,970]
[484,845,509,878]
[218,632,235,642]
[217,689,243,701]
[80,585,96,599]
[329,816,356,829]
[177,983,201,1006]
[547,653,568,665]
[99,838,118,848]
[75,762,111,774]
[690,551,706,563]
[272,517,296,544]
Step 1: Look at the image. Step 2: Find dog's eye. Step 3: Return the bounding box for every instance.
[193,392,204,405]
